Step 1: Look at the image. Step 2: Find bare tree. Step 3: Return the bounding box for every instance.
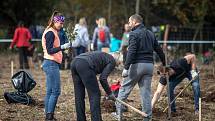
[123,0,128,20]
[192,0,208,52]
[135,0,140,14]
[108,0,112,25]
[143,0,150,27]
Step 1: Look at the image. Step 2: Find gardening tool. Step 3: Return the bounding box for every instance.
[163,24,172,120]
[199,98,201,121]
[115,98,147,117]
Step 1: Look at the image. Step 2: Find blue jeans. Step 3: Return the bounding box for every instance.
[42,59,61,113]
[169,75,200,112]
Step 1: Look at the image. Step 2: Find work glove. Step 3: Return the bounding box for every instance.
[122,69,129,77]
[60,42,71,50]
[107,92,116,101]
[190,70,198,80]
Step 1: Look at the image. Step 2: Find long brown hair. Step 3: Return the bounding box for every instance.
[47,11,63,28]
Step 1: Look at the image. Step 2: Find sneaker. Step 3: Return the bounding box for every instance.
[111,112,121,121]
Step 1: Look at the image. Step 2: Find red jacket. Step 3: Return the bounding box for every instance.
[10,27,32,48]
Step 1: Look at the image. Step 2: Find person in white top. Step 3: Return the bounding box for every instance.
[72,17,90,56]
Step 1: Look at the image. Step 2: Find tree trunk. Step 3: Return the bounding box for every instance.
[192,0,208,53]
[135,0,140,14]
[192,24,200,52]
[123,0,128,20]
[144,0,150,27]
[108,0,112,25]
[199,27,203,53]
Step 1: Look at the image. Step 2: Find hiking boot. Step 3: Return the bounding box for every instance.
[45,113,57,121]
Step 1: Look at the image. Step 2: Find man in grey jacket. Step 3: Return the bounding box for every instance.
[114,14,166,121]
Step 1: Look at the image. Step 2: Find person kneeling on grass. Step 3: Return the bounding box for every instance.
[152,52,200,114]
[71,51,121,121]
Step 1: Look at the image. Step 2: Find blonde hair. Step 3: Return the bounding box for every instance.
[79,17,87,26]
[98,18,106,28]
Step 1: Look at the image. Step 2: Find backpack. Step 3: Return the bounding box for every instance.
[98,28,106,43]
[4,71,37,105]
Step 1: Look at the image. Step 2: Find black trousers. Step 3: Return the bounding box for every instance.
[60,51,67,70]
[71,59,102,121]
[74,46,86,57]
[18,47,29,69]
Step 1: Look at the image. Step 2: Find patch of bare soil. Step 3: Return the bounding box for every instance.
[0,53,214,121]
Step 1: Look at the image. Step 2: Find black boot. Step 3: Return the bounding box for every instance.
[45,113,57,121]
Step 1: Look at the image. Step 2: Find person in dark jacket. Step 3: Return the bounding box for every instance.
[71,51,117,121]
[58,28,69,70]
[114,14,166,121]
[152,53,200,114]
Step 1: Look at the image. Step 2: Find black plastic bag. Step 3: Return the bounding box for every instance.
[11,70,36,93]
[4,70,37,105]
[4,92,35,105]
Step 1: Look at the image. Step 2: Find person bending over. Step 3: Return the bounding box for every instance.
[152,53,200,114]
[71,51,120,121]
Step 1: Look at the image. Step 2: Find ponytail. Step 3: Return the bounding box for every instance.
[47,11,62,28]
